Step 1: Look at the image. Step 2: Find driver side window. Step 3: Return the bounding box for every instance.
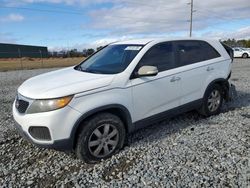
[137,42,175,72]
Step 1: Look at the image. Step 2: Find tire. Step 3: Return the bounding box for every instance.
[198,84,223,117]
[75,113,126,163]
[242,53,248,58]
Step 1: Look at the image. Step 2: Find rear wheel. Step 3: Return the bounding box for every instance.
[242,53,248,58]
[198,84,223,116]
[75,113,126,163]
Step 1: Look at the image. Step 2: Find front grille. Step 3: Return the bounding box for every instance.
[29,127,51,141]
[16,99,29,113]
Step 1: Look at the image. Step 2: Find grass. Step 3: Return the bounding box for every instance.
[0,57,85,71]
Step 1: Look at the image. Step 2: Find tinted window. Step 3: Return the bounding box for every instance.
[137,42,175,72]
[176,40,220,66]
[77,45,142,74]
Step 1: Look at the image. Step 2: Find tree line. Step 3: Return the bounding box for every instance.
[222,39,250,48]
[49,46,103,58]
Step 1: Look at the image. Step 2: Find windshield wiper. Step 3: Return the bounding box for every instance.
[75,65,83,71]
[85,69,102,74]
[75,65,103,74]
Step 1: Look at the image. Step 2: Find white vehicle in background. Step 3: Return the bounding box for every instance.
[233,47,250,58]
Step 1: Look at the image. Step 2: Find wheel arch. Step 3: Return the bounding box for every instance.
[242,53,249,58]
[71,104,133,149]
[204,78,230,101]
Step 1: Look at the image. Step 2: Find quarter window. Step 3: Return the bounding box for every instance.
[137,42,175,72]
[176,40,220,66]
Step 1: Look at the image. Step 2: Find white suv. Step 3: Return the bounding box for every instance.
[13,38,235,163]
[233,47,250,58]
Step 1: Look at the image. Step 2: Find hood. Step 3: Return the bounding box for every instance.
[18,67,115,99]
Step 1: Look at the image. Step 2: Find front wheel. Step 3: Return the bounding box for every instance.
[198,84,223,116]
[75,113,126,163]
[242,53,248,58]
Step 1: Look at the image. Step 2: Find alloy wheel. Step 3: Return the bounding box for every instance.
[88,124,119,158]
[207,90,221,112]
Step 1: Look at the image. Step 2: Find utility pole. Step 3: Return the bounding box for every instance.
[189,0,194,37]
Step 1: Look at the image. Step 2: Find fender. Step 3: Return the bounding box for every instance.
[70,104,133,148]
[203,78,230,100]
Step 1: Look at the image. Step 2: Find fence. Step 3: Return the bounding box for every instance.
[0,51,85,72]
[0,50,48,59]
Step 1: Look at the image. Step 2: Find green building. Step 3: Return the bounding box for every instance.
[0,43,48,58]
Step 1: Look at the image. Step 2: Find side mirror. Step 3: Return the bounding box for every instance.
[137,66,158,77]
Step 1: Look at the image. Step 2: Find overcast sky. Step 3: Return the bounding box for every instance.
[0,0,250,51]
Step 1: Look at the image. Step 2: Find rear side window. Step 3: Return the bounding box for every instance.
[175,40,220,66]
[138,42,175,72]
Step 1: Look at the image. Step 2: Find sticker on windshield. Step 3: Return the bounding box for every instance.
[125,46,142,51]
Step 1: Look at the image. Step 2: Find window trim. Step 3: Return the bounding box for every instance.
[130,40,221,79]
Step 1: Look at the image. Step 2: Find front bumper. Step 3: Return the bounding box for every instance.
[13,120,72,150]
[12,101,82,151]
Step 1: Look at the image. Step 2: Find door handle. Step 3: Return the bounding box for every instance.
[206,67,214,71]
[170,76,181,82]
[175,77,181,81]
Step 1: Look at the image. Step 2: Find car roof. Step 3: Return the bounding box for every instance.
[112,39,155,45]
[112,37,218,45]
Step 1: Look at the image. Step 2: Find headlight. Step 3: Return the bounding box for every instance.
[26,95,73,114]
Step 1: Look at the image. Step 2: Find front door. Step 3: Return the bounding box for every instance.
[130,42,181,122]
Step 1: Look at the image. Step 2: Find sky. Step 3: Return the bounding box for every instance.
[0,0,250,51]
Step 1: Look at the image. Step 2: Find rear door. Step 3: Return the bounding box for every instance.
[174,40,221,105]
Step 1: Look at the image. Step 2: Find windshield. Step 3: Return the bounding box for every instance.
[76,44,143,74]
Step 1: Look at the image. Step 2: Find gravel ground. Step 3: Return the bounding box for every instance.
[0,60,249,187]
